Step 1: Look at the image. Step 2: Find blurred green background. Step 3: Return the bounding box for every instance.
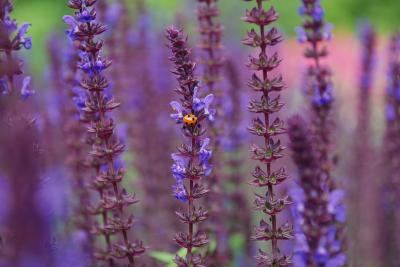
[11,0,400,76]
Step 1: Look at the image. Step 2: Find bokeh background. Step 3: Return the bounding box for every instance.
[13,0,400,75]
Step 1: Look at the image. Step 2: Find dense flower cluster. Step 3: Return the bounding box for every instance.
[288,116,347,267]
[166,26,213,266]
[242,1,293,266]
[64,0,145,266]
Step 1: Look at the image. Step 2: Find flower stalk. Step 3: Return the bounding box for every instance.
[64,0,145,265]
[293,1,348,266]
[381,33,400,267]
[288,116,347,267]
[350,22,379,267]
[242,0,293,265]
[296,0,334,188]
[166,26,214,266]
[195,0,227,263]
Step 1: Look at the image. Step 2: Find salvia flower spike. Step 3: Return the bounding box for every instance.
[166,26,213,267]
[64,0,145,266]
[195,0,227,263]
[288,116,347,267]
[381,33,400,267]
[350,22,378,267]
[242,1,293,265]
[196,0,224,92]
[297,0,334,187]
[294,1,348,266]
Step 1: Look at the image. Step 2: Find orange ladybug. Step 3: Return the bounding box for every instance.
[183,114,198,127]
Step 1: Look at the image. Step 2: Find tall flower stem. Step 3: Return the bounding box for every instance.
[166,27,214,266]
[288,116,347,267]
[242,0,293,265]
[297,0,334,188]
[224,59,252,264]
[381,33,400,267]
[195,0,227,263]
[64,1,145,265]
[350,23,378,267]
[293,1,348,266]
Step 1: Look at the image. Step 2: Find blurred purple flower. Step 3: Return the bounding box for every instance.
[328,189,346,223]
[312,82,333,107]
[386,104,396,121]
[296,27,307,43]
[0,79,9,95]
[17,23,31,45]
[62,15,79,41]
[322,23,334,41]
[20,76,35,101]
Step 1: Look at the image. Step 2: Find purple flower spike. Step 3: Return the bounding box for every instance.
[195,0,226,262]
[242,1,292,265]
[288,116,347,266]
[381,33,400,266]
[294,3,348,265]
[64,1,145,265]
[166,26,212,266]
[298,0,336,185]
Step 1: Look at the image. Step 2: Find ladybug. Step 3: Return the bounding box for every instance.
[183,114,198,127]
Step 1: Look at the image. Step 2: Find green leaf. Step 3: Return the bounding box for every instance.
[209,236,217,253]
[149,251,175,263]
[177,248,187,258]
[229,233,246,254]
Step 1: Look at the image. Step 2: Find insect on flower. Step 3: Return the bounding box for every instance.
[183,113,198,127]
